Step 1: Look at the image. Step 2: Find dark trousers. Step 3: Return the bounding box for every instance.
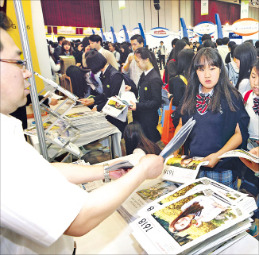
[159,55,165,69]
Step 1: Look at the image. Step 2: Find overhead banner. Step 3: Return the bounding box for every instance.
[201,0,208,16]
[240,0,249,19]
[232,18,259,36]
[57,26,76,35]
[193,21,215,36]
[150,27,170,38]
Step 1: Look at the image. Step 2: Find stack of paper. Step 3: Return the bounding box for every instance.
[130,177,257,254]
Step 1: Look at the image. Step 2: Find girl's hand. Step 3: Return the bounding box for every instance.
[91,106,97,111]
[79,98,94,106]
[129,101,136,111]
[109,169,129,180]
[125,85,131,91]
[202,153,220,168]
[167,93,172,99]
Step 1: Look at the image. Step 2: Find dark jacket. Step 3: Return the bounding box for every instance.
[133,68,162,142]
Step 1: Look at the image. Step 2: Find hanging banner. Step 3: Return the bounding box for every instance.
[232,18,259,36]
[118,0,126,10]
[240,0,249,19]
[193,21,215,36]
[150,27,170,38]
[201,0,208,16]
[57,26,76,35]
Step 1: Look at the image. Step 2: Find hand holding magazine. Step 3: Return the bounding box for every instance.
[219,149,259,163]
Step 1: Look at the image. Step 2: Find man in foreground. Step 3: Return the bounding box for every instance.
[0,12,163,254]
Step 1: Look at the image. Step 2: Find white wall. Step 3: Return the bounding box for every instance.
[99,0,193,34]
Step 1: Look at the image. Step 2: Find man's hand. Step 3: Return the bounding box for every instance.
[138,154,164,179]
[128,55,134,64]
[125,85,131,91]
[49,98,58,106]
[79,98,94,106]
[92,106,97,111]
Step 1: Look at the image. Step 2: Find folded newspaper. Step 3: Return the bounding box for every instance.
[162,155,209,184]
[130,177,257,255]
[219,149,259,163]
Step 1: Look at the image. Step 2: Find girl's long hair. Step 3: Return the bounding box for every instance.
[123,122,161,155]
[181,47,240,116]
[172,39,188,62]
[169,202,204,232]
[134,47,160,75]
[234,42,257,90]
[176,49,195,78]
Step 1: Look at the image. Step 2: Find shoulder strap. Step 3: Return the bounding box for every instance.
[244,90,253,103]
[179,75,187,85]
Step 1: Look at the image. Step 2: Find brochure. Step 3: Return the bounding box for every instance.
[102,96,128,122]
[160,117,196,159]
[162,155,209,184]
[219,149,259,163]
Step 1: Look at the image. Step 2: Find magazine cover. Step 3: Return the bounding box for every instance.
[117,180,178,223]
[131,188,251,254]
[102,96,128,122]
[219,149,259,163]
[162,156,209,183]
[139,178,249,215]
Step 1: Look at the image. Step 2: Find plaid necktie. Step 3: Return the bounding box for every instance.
[253,98,259,115]
[196,93,211,115]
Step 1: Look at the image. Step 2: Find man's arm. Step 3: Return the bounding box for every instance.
[63,154,163,236]
[122,54,134,73]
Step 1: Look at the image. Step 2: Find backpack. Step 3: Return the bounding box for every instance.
[244,90,253,103]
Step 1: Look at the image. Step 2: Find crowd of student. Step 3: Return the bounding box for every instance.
[1,9,259,254]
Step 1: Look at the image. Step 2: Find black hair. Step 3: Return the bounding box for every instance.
[201,34,211,42]
[181,47,240,116]
[216,38,222,46]
[61,40,73,55]
[85,49,107,74]
[233,42,257,90]
[255,40,259,49]
[160,41,164,43]
[123,122,161,155]
[222,37,229,45]
[228,41,236,50]
[230,44,237,59]
[177,49,195,78]
[173,39,188,62]
[89,34,103,45]
[182,37,189,44]
[244,39,253,46]
[203,39,216,48]
[82,36,90,48]
[0,11,13,51]
[134,47,159,74]
[57,36,65,43]
[130,34,144,45]
[171,38,179,47]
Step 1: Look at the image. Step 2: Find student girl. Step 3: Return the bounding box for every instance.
[129,47,162,143]
[168,49,194,106]
[174,47,249,188]
[233,42,257,95]
[60,40,73,56]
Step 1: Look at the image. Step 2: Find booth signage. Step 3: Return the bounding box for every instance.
[232,18,258,36]
[150,27,169,38]
[57,26,76,35]
[132,27,141,35]
[193,21,215,36]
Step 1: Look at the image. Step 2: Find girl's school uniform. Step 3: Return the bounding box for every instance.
[180,89,249,188]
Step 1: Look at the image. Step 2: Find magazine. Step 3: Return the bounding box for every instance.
[219,149,259,163]
[102,96,128,122]
[160,117,196,159]
[117,179,179,223]
[131,185,254,254]
[162,155,209,184]
[139,177,252,216]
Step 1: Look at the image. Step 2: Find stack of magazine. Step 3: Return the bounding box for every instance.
[130,177,257,254]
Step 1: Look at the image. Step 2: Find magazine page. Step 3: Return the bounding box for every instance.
[139,177,249,215]
[219,149,259,163]
[120,91,137,106]
[162,155,209,184]
[131,188,251,255]
[102,96,128,122]
[160,117,196,159]
[117,179,178,223]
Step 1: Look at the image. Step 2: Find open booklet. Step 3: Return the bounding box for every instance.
[160,117,196,159]
[130,177,257,255]
[162,155,209,184]
[219,149,259,163]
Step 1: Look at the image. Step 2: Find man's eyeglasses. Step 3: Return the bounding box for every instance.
[0,59,27,70]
